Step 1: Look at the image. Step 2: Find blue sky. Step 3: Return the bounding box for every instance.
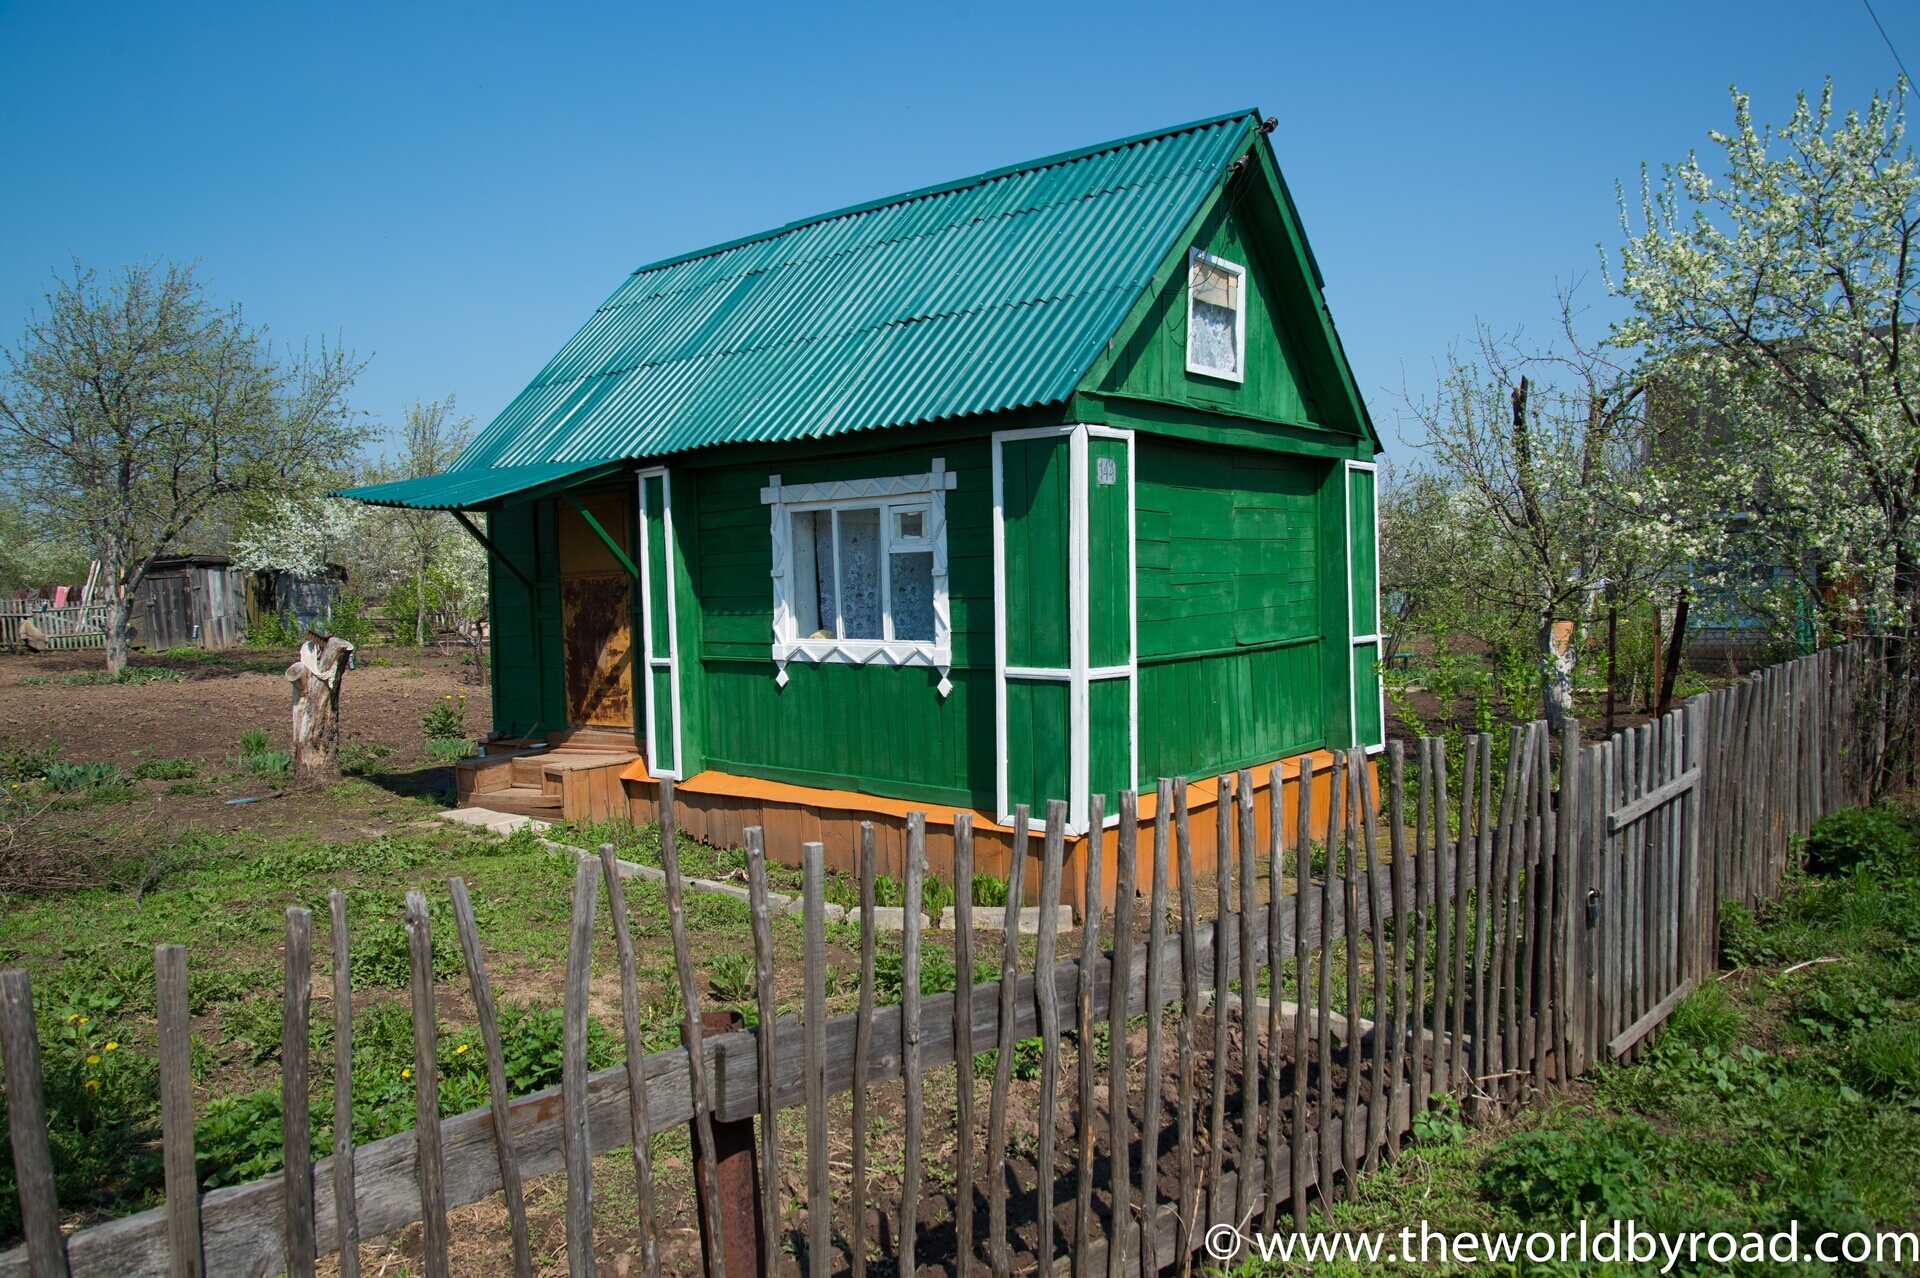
[0,1,1913,459]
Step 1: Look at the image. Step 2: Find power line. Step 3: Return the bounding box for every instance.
[1863,0,1914,93]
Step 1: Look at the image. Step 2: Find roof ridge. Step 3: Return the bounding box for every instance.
[613,156,1220,308]
[626,108,1260,279]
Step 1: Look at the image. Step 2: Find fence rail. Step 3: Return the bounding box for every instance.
[0,642,1880,1278]
[0,601,105,650]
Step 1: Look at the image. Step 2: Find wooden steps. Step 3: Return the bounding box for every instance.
[455,730,640,824]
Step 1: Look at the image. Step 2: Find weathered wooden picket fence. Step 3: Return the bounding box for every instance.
[0,601,105,651]
[0,642,1879,1278]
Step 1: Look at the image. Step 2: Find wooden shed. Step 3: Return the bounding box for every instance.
[340,109,1383,906]
[130,555,249,650]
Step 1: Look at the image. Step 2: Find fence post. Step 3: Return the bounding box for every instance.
[684,1010,765,1278]
[0,969,68,1278]
[155,945,202,1278]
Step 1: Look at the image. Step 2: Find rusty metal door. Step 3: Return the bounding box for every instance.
[556,492,635,730]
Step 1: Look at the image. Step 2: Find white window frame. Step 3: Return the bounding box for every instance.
[1185,247,1248,383]
[635,467,684,780]
[762,459,957,696]
[1345,458,1386,754]
[991,424,1136,835]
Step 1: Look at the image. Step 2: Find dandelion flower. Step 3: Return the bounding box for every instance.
[402,1068,412,1078]
[86,1054,100,1064]
[455,1043,469,1055]
[66,1013,79,1023]
[104,1042,118,1051]
[77,1016,88,1025]
[84,1079,99,1091]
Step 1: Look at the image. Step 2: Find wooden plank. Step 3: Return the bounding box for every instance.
[986,807,1029,1278]
[1682,700,1706,985]
[1107,794,1138,1278]
[1484,729,1521,1113]
[1290,755,1312,1233]
[802,842,830,1278]
[559,865,598,1278]
[1340,750,1362,1186]
[661,778,728,1278]
[1500,727,1534,1104]
[1605,738,1624,1050]
[1073,796,1104,1278]
[1448,738,1476,1098]
[325,895,357,1278]
[1384,743,1408,1160]
[900,811,928,1278]
[0,970,65,1278]
[1550,721,1577,1088]
[1235,769,1260,1224]
[403,892,451,1278]
[1471,735,1496,1113]
[1032,803,1065,1271]
[1528,726,1551,1095]
[1608,979,1694,1059]
[953,815,978,1278]
[1138,786,1168,1273]
[1413,736,1428,1112]
[1360,755,1388,1172]
[1424,739,1447,1103]
[282,908,315,1278]
[1262,763,1285,1234]
[743,828,783,1278]
[585,854,652,1278]
[1208,775,1231,1222]
[1172,780,1198,1275]
[1317,752,1340,1204]
[851,823,877,1278]
[155,946,201,1278]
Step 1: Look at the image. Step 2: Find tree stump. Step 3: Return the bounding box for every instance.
[287,634,355,786]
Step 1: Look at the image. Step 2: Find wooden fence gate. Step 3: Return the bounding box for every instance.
[0,642,1881,1278]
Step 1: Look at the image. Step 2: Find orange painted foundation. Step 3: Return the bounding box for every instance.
[617,751,1375,918]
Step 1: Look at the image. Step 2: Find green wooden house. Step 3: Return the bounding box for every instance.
[341,108,1383,840]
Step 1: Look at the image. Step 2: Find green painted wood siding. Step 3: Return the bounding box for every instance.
[999,438,1071,670]
[1088,436,1131,670]
[486,502,566,738]
[999,434,1073,814]
[689,438,997,806]
[1135,436,1328,781]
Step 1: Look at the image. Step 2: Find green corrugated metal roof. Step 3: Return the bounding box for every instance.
[447,109,1264,473]
[331,459,628,510]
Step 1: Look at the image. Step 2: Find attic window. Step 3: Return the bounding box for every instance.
[762,462,958,695]
[1186,248,1246,382]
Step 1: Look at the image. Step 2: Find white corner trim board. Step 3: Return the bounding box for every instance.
[763,458,957,697]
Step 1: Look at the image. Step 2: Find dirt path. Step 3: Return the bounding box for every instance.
[0,645,483,768]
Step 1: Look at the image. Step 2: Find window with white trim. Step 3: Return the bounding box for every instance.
[1186,248,1247,382]
[762,461,957,695]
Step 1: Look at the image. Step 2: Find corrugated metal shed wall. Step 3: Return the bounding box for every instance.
[454,113,1255,471]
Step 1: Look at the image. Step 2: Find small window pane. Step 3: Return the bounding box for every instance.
[837,507,882,639]
[889,551,935,641]
[793,510,835,638]
[895,509,924,540]
[1190,257,1240,376]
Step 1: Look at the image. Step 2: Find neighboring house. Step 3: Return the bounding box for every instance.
[245,566,346,637]
[339,109,1382,904]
